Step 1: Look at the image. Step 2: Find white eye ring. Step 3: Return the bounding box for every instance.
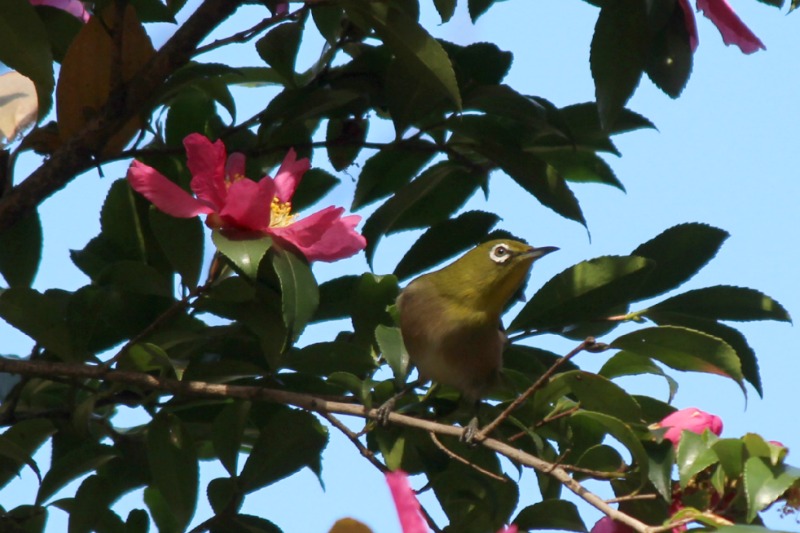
[490,243,511,264]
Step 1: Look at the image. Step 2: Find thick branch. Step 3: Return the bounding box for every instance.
[0,0,243,233]
[0,356,652,532]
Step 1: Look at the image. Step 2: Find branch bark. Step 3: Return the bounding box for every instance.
[0,356,658,532]
[0,0,243,233]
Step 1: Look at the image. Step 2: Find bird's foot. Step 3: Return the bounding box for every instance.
[376,397,396,426]
[460,416,481,445]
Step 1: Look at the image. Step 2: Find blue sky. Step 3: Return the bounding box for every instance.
[1,1,799,531]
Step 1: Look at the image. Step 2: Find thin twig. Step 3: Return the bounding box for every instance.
[193,4,301,56]
[605,494,658,504]
[428,432,507,483]
[0,355,653,533]
[476,338,603,440]
[507,404,581,442]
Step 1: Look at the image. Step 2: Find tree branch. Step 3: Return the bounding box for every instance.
[0,0,244,233]
[0,356,657,533]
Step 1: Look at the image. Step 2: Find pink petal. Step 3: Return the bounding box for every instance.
[127,160,213,218]
[273,148,310,202]
[226,152,247,180]
[30,0,90,22]
[591,517,635,533]
[498,526,518,533]
[696,0,765,54]
[218,177,275,232]
[270,208,366,262]
[184,133,228,210]
[677,0,699,52]
[385,471,428,533]
[657,407,723,446]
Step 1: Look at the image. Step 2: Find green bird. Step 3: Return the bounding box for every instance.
[383,239,558,439]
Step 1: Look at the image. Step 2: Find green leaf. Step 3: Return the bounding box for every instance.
[326,117,367,171]
[712,438,745,479]
[631,223,729,300]
[375,325,409,386]
[645,3,693,98]
[0,0,54,118]
[572,411,649,483]
[125,509,150,533]
[0,434,43,483]
[509,255,653,333]
[550,371,642,423]
[343,2,461,110]
[468,0,496,22]
[70,475,117,533]
[590,1,648,129]
[256,22,302,85]
[361,161,483,266]
[540,150,624,190]
[33,6,83,62]
[239,408,328,492]
[351,273,399,347]
[385,56,454,136]
[599,351,678,403]
[442,41,513,86]
[0,288,78,361]
[556,102,655,155]
[286,342,376,377]
[611,326,745,390]
[433,0,457,22]
[291,168,340,212]
[513,500,587,532]
[148,209,204,289]
[269,246,319,342]
[0,419,55,490]
[645,286,791,323]
[313,275,359,323]
[676,430,719,488]
[645,440,675,501]
[212,401,250,477]
[37,444,116,506]
[164,87,223,146]
[146,414,198,532]
[393,211,500,281]
[212,231,272,279]
[743,458,800,521]
[0,211,42,287]
[352,142,436,209]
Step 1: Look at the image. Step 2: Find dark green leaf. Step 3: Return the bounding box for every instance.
[468,0,496,22]
[744,458,800,522]
[375,325,409,386]
[509,255,653,333]
[326,117,367,171]
[394,211,500,281]
[207,477,240,515]
[433,0,457,22]
[352,142,436,209]
[291,168,340,212]
[550,371,642,423]
[361,161,482,265]
[443,41,513,86]
[146,414,198,532]
[712,438,745,479]
[70,475,117,533]
[513,500,587,532]
[313,275,359,323]
[286,342,376,376]
[129,0,175,22]
[572,411,649,483]
[125,509,150,533]
[557,102,655,155]
[343,2,461,109]
[239,408,328,492]
[645,440,675,500]
[385,56,453,135]
[590,1,648,128]
[256,22,302,85]
[0,288,77,361]
[645,3,693,98]
[631,223,729,300]
[212,231,272,279]
[312,6,345,44]
[148,209,204,289]
[611,326,745,389]
[164,88,223,146]
[599,351,678,402]
[0,420,55,490]
[212,401,250,477]
[433,463,518,532]
[351,273,399,347]
[0,0,54,118]
[0,211,42,287]
[36,444,116,505]
[645,285,791,323]
[269,246,319,341]
[540,150,624,190]
[0,434,42,484]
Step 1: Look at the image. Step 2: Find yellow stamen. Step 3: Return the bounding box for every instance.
[270,197,297,228]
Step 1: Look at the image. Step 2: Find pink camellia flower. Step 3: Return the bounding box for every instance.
[590,516,634,533]
[127,133,366,263]
[677,0,765,54]
[654,407,723,446]
[385,470,517,533]
[30,0,90,22]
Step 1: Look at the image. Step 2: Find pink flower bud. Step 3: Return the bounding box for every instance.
[656,407,723,446]
[590,516,634,533]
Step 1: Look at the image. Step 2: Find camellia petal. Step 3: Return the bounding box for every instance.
[273,148,310,202]
[219,177,275,232]
[185,133,228,209]
[30,0,90,22]
[226,152,247,180]
[385,471,428,533]
[677,0,699,52]
[127,161,214,218]
[655,407,723,446]
[591,517,634,533]
[696,0,765,54]
[270,207,366,262]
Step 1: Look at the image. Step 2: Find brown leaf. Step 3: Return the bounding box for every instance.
[327,518,374,533]
[56,3,155,156]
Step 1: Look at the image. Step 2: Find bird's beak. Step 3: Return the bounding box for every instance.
[524,245,559,260]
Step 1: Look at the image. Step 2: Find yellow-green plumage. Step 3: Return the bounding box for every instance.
[397,239,557,401]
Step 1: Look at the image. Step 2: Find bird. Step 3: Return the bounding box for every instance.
[380,239,558,440]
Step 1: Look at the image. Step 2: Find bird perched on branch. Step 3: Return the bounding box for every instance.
[381,239,558,440]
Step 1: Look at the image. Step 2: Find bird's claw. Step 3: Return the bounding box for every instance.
[460,416,481,445]
[376,397,396,426]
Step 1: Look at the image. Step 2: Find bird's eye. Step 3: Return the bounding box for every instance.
[490,243,511,263]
